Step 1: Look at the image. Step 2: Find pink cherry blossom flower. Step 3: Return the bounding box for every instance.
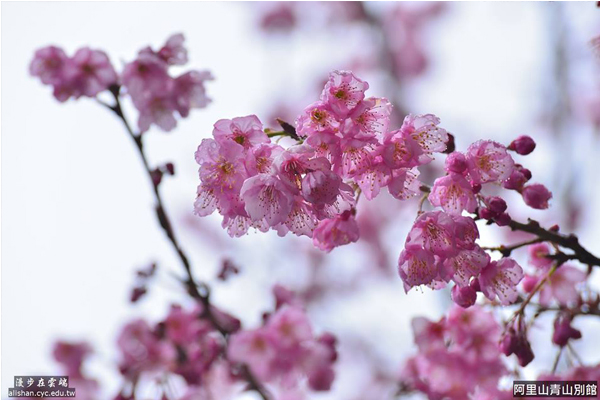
[428,173,477,215]
[221,209,270,238]
[301,169,341,205]
[296,101,341,137]
[122,52,170,101]
[164,305,207,345]
[399,113,449,159]
[66,47,118,98]
[465,140,515,184]
[195,138,247,193]
[240,173,295,226]
[444,151,468,174]
[320,70,369,117]
[528,242,553,269]
[538,265,586,306]
[279,196,319,237]
[347,97,392,139]
[245,142,283,176]
[228,304,336,391]
[30,46,69,85]
[172,70,213,117]
[354,161,392,200]
[411,316,447,352]
[312,210,359,252]
[451,214,479,250]
[387,167,421,200]
[380,130,426,169]
[267,305,313,348]
[228,328,277,381]
[117,319,176,375]
[405,211,456,257]
[502,163,531,191]
[213,115,268,150]
[157,33,188,65]
[274,145,322,191]
[402,306,506,400]
[398,245,437,291]
[136,91,178,133]
[337,134,376,177]
[443,247,490,287]
[478,258,523,305]
[446,306,502,363]
[194,139,249,225]
[304,130,342,165]
[451,285,477,308]
[522,183,552,209]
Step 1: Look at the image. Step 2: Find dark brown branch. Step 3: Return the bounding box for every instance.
[103,85,271,400]
[506,218,600,267]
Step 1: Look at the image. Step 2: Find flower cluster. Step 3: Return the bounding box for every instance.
[121,34,213,133]
[399,209,524,306]
[401,306,509,400]
[30,34,212,133]
[30,46,118,102]
[116,304,226,385]
[228,304,337,392]
[399,131,555,303]
[113,287,336,399]
[195,70,451,251]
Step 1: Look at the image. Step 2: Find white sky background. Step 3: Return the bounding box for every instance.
[2,1,600,398]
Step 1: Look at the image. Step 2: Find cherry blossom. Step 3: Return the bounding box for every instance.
[478,258,523,305]
[465,140,515,184]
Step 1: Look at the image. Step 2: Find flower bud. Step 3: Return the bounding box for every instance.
[486,196,507,214]
[509,135,536,155]
[479,207,494,220]
[445,151,467,174]
[522,184,552,210]
[451,285,477,308]
[500,327,534,367]
[552,314,582,347]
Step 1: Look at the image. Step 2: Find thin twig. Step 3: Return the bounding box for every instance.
[482,237,545,257]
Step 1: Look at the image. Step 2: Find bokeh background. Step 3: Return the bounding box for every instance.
[3,1,600,398]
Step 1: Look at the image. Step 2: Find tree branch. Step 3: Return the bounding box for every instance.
[506,218,600,267]
[103,85,271,400]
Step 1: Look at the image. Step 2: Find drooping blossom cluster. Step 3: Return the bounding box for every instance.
[195,70,451,251]
[399,129,555,303]
[400,306,510,400]
[30,33,212,133]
